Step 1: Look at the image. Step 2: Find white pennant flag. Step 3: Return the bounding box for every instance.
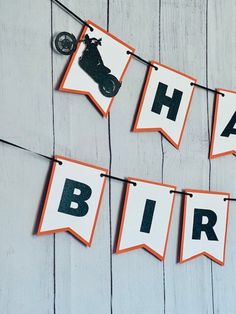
[59,20,135,117]
[180,189,230,265]
[210,89,236,158]
[116,178,176,260]
[37,156,108,247]
[133,62,196,148]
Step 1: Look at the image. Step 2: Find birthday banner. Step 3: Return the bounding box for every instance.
[0,0,234,270]
[38,2,235,265]
[37,155,232,266]
[57,19,235,156]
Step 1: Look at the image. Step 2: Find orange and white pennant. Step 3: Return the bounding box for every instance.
[210,89,236,158]
[37,156,108,247]
[180,189,230,265]
[134,62,196,148]
[59,20,134,117]
[116,178,176,260]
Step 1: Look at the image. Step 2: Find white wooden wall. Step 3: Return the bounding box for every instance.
[0,1,235,313]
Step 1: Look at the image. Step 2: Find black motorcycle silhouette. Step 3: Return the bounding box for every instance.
[79,34,121,98]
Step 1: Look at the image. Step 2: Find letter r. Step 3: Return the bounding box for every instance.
[192,208,218,241]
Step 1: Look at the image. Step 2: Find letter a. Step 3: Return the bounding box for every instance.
[210,89,236,158]
[221,111,236,137]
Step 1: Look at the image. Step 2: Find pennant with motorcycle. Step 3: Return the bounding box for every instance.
[133,62,196,148]
[37,156,108,247]
[180,189,230,266]
[116,178,176,260]
[59,20,135,117]
[210,89,236,158]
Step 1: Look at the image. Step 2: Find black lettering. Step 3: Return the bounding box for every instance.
[140,199,156,233]
[221,111,236,137]
[58,179,92,217]
[151,82,183,121]
[192,208,218,241]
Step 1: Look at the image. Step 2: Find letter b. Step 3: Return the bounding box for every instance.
[58,179,92,217]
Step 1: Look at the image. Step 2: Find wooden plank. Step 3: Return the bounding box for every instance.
[0,0,54,313]
[0,1,235,313]
[208,1,236,313]
[109,1,165,313]
[161,1,213,313]
[51,1,111,313]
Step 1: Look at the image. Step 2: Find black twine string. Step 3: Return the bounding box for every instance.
[224,198,236,202]
[127,51,158,71]
[100,173,137,186]
[190,82,225,96]
[52,0,228,100]
[52,0,94,31]
[170,190,193,197]
[0,139,62,165]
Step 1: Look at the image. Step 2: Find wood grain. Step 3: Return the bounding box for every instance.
[0,1,54,313]
[208,1,236,313]
[52,1,111,314]
[109,1,165,314]
[0,0,235,313]
[160,1,213,313]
